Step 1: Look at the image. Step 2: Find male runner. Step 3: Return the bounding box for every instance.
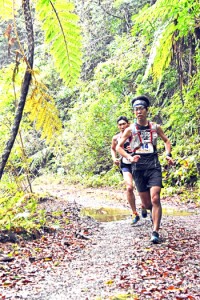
[116,97,174,243]
[111,116,147,225]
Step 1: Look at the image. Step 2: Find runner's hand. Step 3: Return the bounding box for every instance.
[166,156,174,166]
[114,158,120,166]
[129,155,140,163]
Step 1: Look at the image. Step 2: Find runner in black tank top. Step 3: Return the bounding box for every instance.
[116,96,174,244]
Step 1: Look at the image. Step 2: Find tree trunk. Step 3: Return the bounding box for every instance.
[0,0,34,180]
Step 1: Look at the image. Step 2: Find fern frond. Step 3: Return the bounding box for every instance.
[151,24,174,81]
[132,0,199,82]
[0,0,13,19]
[25,81,62,144]
[36,0,82,87]
[0,63,26,110]
[132,0,177,35]
[0,0,22,20]
[144,23,175,81]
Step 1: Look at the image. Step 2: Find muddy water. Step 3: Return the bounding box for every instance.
[81,206,194,222]
[81,207,130,222]
[32,178,197,222]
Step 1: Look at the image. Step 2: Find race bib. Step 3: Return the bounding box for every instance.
[135,143,154,154]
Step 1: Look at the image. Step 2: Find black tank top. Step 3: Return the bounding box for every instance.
[132,124,161,171]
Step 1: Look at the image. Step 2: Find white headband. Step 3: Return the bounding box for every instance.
[132,100,147,107]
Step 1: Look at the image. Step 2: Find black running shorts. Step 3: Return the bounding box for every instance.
[132,167,162,192]
[120,162,132,173]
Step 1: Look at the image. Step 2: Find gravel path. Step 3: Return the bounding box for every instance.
[28,213,200,300]
[10,180,200,300]
[33,218,153,300]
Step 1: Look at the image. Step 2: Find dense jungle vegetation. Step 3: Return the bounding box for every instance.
[0,0,199,230]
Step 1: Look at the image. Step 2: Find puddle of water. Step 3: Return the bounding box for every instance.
[81,206,194,222]
[162,208,193,216]
[81,207,130,222]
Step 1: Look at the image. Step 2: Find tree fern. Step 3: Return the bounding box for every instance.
[144,23,175,81]
[36,0,82,86]
[0,64,24,110]
[25,81,62,144]
[0,0,83,179]
[132,0,200,82]
[0,0,14,19]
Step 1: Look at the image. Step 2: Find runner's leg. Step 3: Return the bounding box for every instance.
[138,190,152,211]
[150,186,162,232]
[123,171,137,214]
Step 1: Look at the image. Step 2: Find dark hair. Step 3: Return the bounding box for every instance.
[131,95,150,108]
[117,116,129,124]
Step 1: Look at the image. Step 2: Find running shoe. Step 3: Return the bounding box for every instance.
[131,214,140,225]
[141,207,147,218]
[150,231,160,244]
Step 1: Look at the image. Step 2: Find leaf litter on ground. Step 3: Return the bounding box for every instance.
[0,185,200,299]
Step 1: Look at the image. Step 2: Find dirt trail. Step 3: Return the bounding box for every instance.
[2,180,200,300]
[31,180,200,300]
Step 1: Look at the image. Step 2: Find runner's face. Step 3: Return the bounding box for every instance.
[117,121,129,132]
[133,105,147,121]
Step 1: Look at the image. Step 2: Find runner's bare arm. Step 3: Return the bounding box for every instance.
[111,136,120,165]
[157,125,174,165]
[116,128,140,163]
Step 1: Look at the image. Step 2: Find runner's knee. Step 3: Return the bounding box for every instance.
[151,193,160,205]
[126,184,133,193]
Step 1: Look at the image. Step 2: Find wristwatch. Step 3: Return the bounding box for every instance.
[166,153,172,157]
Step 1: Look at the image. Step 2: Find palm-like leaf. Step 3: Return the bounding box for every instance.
[132,0,200,82]
[25,81,63,144]
[0,0,13,19]
[36,0,82,86]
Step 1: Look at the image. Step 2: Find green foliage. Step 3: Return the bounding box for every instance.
[132,0,199,39]
[25,81,63,144]
[0,0,83,230]
[0,0,83,151]
[36,0,82,86]
[64,167,124,188]
[0,63,62,193]
[0,63,63,144]
[145,23,175,81]
[0,63,26,110]
[57,12,200,194]
[157,72,200,187]
[60,34,147,176]
[0,176,45,231]
[0,0,20,20]
[74,0,149,79]
[131,0,200,81]
[162,185,200,204]
[63,91,119,174]
[39,0,199,196]
[1,0,199,207]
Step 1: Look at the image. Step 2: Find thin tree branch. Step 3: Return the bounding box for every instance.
[0,0,34,179]
[97,0,124,21]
